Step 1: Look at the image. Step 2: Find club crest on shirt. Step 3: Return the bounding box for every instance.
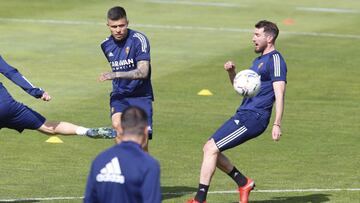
[125,47,130,55]
[258,62,264,70]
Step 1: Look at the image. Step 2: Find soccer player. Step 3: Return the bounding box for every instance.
[0,55,114,138]
[188,20,287,203]
[98,6,154,151]
[84,106,161,203]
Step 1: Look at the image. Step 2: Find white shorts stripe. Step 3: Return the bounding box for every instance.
[216,126,247,148]
[216,126,245,147]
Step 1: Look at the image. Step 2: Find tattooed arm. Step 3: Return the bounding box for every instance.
[99,60,150,81]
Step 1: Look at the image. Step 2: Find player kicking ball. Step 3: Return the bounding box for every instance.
[0,55,115,139]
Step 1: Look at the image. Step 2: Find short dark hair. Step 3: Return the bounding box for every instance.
[107,6,127,20]
[121,106,148,136]
[255,20,279,43]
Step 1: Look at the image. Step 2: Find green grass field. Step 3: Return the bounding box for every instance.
[0,0,359,202]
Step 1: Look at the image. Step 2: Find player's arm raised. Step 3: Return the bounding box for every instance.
[272,81,286,141]
[99,60,149,81]
[224,61,236,85]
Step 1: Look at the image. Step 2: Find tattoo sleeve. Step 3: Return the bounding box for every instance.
[114,60,150,79]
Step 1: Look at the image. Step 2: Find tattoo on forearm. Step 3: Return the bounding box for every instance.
[112,60,149,79]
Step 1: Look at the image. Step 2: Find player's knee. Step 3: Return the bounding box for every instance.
[38,125,56,135]
[203,139,218,155]
[38,121,59,135]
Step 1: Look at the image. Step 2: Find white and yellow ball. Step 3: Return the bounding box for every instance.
[233,69,261,97]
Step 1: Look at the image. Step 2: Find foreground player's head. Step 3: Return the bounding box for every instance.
[107,6,129,41]
[252,20,279,54]
[118,106,148,145]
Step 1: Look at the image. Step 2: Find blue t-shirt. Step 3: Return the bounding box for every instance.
[84,141,161,203]
[101,29,154,100]
[239,50,287,114]
[0,55,44,103]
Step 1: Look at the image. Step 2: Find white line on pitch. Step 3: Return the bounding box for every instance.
[164,188,360,195]
[0,196,83,202]
[132,23,360,39]
[145,0,243,8]
[0,188,359,202]
[212,188,360,193]
[0,18,359,40]
[0,18,102,25]
[296,7,359,14]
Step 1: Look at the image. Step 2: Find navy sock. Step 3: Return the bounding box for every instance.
[227,167,247,187]
[194,184,209,202]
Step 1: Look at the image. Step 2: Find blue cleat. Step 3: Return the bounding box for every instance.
[86,127,116,139]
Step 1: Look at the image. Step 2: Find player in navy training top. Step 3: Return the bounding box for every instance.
[84,106,161,203]
[188,20,287,203]
[98,6,154,151]
[0,55,114,138]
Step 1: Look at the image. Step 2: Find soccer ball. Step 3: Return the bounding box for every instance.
[233,69,261,97]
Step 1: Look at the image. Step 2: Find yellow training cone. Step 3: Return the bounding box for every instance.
[198,89,213,96]
[45,136,64,144]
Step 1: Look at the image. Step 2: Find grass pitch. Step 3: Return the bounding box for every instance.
[0,0,359,202]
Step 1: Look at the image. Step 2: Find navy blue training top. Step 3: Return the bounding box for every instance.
[101,29,154,100]
[84,141,161,203]
[239,50,287,114]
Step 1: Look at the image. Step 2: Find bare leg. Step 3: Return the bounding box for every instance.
[112,112,123,143]
[111,112,122,134]
[142,137,149,152]
[199,139,220,185]
[217,152,235,174]
[38,121,84,135]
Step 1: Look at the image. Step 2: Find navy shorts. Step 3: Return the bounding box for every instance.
[211,110,270,151]
[0,100,46,133]
[110,96,153,139]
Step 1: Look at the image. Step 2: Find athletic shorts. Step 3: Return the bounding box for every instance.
[0,100,46,133]
[211,110,270,151]
[110,96,153,139]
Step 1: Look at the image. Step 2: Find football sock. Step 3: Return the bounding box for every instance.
[227,167,247,187]
[194,184,209,202]
[75,127,89,135]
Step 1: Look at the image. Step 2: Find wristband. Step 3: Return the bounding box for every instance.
[273,123,281,127]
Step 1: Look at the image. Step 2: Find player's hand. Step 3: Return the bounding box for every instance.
[41,92,51,101]
[98,72,115,82]
[272,125,281,141]
[224,61,236,72]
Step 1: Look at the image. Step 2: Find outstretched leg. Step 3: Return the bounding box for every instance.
[38,121,116,138]
[38,121,85,135]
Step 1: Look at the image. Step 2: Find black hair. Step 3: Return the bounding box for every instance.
[121,106,148,136]
[107,6,127,20]
[255,20,279,42]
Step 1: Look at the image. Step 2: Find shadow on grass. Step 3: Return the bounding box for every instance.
[232,193,331,203]
[162,186,196,200]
